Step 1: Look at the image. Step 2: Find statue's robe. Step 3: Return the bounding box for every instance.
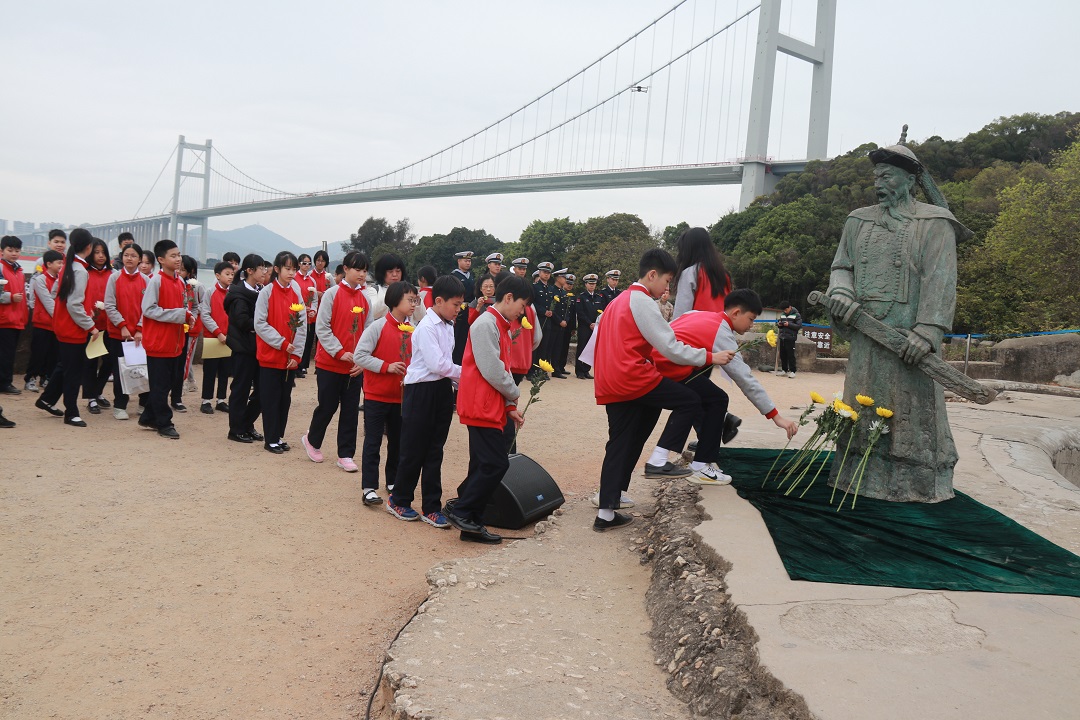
[826,202,970,502]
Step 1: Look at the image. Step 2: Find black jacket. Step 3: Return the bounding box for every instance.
[224,281,259,355]
[777,307,803,341]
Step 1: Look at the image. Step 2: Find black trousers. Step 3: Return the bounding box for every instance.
[452,310,470,365]
[391,379,454,515]
[259,366,294,446]
[575,324,594,376]
[597,378,702,510]
[506,373,526,454]
[201,357,230,401]
[25,327,58,382]
[661,369,730,465]
[362,398,402,491]
[541,321,562,365]
[307,368,362,458]
[41,339,89,420]
[455,425,511,524]
[82,345,112,400]
[779,336,797,373]
[299,323,316,371]
[556,322,573,370]
[104,335,130,409]
[0,327,20,387]
[228,353,261,434]
[170,341,189,404]
[143,354,179,429]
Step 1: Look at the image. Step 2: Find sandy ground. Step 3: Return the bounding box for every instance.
[0,363,837,719]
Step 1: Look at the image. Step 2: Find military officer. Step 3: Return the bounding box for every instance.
[598,269,621,309]
[485,252,504,277]
[510,257,529,278]
[451,250,475,364]
[574,273,602,379]
[532,261,557,370]
[556,273,577,375]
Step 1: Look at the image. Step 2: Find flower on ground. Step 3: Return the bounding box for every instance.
[810,391,826,404]
[520,316,533,330]
[766,328,777,348]
[850,410,859,422]
[855,394,874,407]
[876,407,894,419]
[538,359,555,374]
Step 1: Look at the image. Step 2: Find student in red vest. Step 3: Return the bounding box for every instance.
[444,274,534,545]
[103,242,149,420]
[293,253,318,378]
[356,281,417,504]
[0,235,28,395]
[82,238,114,414]
[138,240,191,439]
[37,229,98,426]
[24,249,63,392]
[199,261,235,414]
[507,283,542,453]
[592,249,735,532]
[311,250,335,294]
[650,290,798,486]
[301,251,372,469]
[671,226,732,320]
[255,251,307,454]
[412,265,437,325]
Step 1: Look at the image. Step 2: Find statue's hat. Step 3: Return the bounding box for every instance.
[868,145,922,175]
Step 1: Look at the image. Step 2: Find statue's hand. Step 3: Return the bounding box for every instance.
[825,293,856,324]
[898,329,931,365]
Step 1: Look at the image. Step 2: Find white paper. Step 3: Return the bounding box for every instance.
[122,341,147,366]
[577,313,600,366]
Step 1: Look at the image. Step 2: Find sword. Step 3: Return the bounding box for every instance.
[807,291,996,405]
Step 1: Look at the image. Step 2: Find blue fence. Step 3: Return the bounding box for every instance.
[760,319,1080,341]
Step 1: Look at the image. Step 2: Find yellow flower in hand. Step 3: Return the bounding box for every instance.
[537,359,555,374]
[183,324,190,333]
[289,303,305,313]
[876,407,894,419]
[810,391,826,404]
[855,394,874,407]
[351,306,363,314]
[520,316,533,330]
[36,264,43,273]
[766,328,777,348]
[397,323,414,333]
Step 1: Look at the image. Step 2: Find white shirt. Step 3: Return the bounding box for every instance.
[403,309,461,385]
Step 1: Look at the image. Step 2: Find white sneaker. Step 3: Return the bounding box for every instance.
[590,492,635,508]
[24,379,40,393]
[787,371,796,378]
[688,464,732,486]
[774,370,786,376]
[113,407,129,420]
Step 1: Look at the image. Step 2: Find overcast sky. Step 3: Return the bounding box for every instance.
[4,0,1079,246]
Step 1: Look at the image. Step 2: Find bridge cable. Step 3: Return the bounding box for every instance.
[133,143,177,219]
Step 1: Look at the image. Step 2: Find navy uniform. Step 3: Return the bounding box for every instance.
[546,268,570,378]
[531,262,557,369]
[484,252,504,278]
[556,273,577,374]
[510,257,530,279]
[597,269,622,310]
[574,273,602,378]
[451,251,475,364]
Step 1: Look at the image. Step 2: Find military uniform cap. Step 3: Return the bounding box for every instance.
[532,270,540,278]
[605,269,621,278]
[583,273,599,282]
[565,274,576,282]
[537,261,554,272]
[868,144,923,176]
[511,257,529,268]
[553,267,568,276]
[485,252,503,264]
[454,251,474,259]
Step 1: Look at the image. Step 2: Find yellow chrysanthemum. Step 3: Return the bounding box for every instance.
[35,264,43,273]
[351,306,363,314]
[850,410,859,422]
[855,394,874,407]
[596,310,603,315]
[876,407,894,419]
[766,328,777,348]
[183,324,190,333]
[810,391,826,404]
[520,316,533,330]
[538,359,555,373]
[289,303,305,313]
[397,323,414,333]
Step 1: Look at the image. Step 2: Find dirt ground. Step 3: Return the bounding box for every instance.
[0,364,840,719]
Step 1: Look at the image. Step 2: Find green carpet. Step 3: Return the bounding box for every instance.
[726,448,1080,597]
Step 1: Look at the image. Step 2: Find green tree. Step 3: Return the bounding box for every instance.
[409,227,503,278]
[512,218,582,268]
[564,212,657,282]
[660,221,689,251]
[341,216,415,258]
[708,205,769,254]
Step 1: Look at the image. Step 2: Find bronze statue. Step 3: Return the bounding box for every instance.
[818,143,974,502]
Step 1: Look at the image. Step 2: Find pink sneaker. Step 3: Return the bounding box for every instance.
[336,457,359,473]
[302,433,323,463]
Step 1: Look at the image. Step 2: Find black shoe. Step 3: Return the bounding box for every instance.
[158,425,180,439]
[643,461,692,479]
[444,509,483,534]
[87,400,101,415]
[442,498,458,516]
[264,443,284,454]
[36,398,64,417]
[201,403,214,414]
[584,372,594,379]
[216,401,229,412]
[64,417,87,428]
[593,512,635,532]
[249,429,264,442]
[722,414,742,445]
[297,368,307,378]
[95,396,111,409]
[460,528,502,544]
[227,431,253,443]
[279,441,291,452]
[171,402,187,413]
[0,384,21,395]
[138,416,156,429]
[0,412,15,428]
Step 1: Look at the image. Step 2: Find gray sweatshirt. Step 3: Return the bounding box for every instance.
[354,315,399,373]
[29,272,57,318]
[468,309,520,406]
[141,273,188,326]
[711,317,775,416]
[315,283,372,359]
[628,286,709,367]
[672,264,699,321]
[254,280,307,354]
[65,261,95,331]
[103,270,148,331]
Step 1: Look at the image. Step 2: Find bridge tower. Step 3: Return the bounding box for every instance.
[169,135,213,262]
[740,0,835,208]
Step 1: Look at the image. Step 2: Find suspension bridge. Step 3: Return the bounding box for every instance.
[85,0,835,261]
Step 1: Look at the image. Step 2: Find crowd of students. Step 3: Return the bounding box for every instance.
[0,225,798,540]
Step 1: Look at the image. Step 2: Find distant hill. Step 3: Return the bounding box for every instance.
[204,225,329,262]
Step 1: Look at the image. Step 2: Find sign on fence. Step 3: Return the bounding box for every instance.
[802,326,833,354]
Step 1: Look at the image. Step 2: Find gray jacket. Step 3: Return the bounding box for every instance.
[254,280,308,354]
[29,272,57,319]
[65,261,95,331]
[710,316,775,416]
[469,310,520,406]
[141,273,188,326]
[315,283,372,359]
[628,287,708,367]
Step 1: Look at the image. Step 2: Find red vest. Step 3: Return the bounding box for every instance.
[691,267,730,313]
[314,283,370,374]
[458,307,515,429]
[593,284,664,405]
[362,316,413,404]
[509,304,537,374]
[86,265,112,331]
[142,271,186,358]
[53,257,94,344]
[294,272,317,321]
[32,272,57,331]
[312,270,331,293]
[107,270,148,340]
[256,282,303,369]
[652,311,726,382]
[203,283,229,338]
[0,260,27,329]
